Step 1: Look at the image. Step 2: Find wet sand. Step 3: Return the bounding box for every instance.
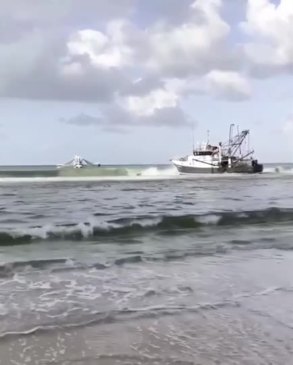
[1,250,293,365]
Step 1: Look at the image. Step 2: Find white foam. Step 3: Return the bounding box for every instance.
[263,165,293,174]
[139,167,178,177]
[14,221,103,240]
[197,215,221,225]
[17,224,55,240]
[1,164,292,185]
[10,216,158,241]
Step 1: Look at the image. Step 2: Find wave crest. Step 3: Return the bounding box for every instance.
[0,207,292,246]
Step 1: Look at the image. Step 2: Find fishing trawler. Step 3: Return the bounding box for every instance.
[172,124,263,174]
[57,155,95,169]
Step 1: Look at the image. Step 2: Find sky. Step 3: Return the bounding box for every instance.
[0,0,293,164]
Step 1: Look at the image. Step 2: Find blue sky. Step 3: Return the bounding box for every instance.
[0,0,293,164]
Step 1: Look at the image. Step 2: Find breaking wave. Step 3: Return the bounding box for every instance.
[138,166,178,177]
[1,164,293,183]
[263,165,293,174]
[0,165,178,180]
[0,207,292,246]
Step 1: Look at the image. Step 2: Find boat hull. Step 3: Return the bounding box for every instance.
[173,162,263,174]
[174,165,217,174]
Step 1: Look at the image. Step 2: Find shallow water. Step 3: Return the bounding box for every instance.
[1,167,293,364]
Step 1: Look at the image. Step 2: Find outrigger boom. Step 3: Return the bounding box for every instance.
[57,155,95,169]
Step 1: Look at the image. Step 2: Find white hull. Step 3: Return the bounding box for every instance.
[172,159,263,174]
[172,159,218,174]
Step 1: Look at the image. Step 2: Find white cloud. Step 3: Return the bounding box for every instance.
[0,0,258,133]
[146,0,231,76]
[63,0,233,79]
[66,21,135,69]
[123,87,180,117]
[62,78,193,130]
[205,70,251,100]
[242,0,293,71]
[0,0,239,104]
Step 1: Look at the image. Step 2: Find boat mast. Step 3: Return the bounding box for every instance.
[229,124,235,146]
[237,125,242,157]
[228,123,235,166]
[227,129,253,159]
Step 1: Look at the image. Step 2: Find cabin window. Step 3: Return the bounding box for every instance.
[193,151,213,156]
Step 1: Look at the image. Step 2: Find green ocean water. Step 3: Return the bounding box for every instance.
[0,162,293,364]
[0,162,291,179]
[0,164,174,178]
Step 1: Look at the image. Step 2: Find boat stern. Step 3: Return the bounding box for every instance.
[252,159,263,173]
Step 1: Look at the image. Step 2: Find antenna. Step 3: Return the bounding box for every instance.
[229,123,235,143]
[237,125,241,156]
[192,124,195,151]
[228,123,235,157]
[207,129,210,144]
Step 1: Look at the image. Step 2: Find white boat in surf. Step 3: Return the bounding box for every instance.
[57,155,95,169]
[172,124,263,174]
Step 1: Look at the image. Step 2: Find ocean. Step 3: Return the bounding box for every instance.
[1,163,293,364]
